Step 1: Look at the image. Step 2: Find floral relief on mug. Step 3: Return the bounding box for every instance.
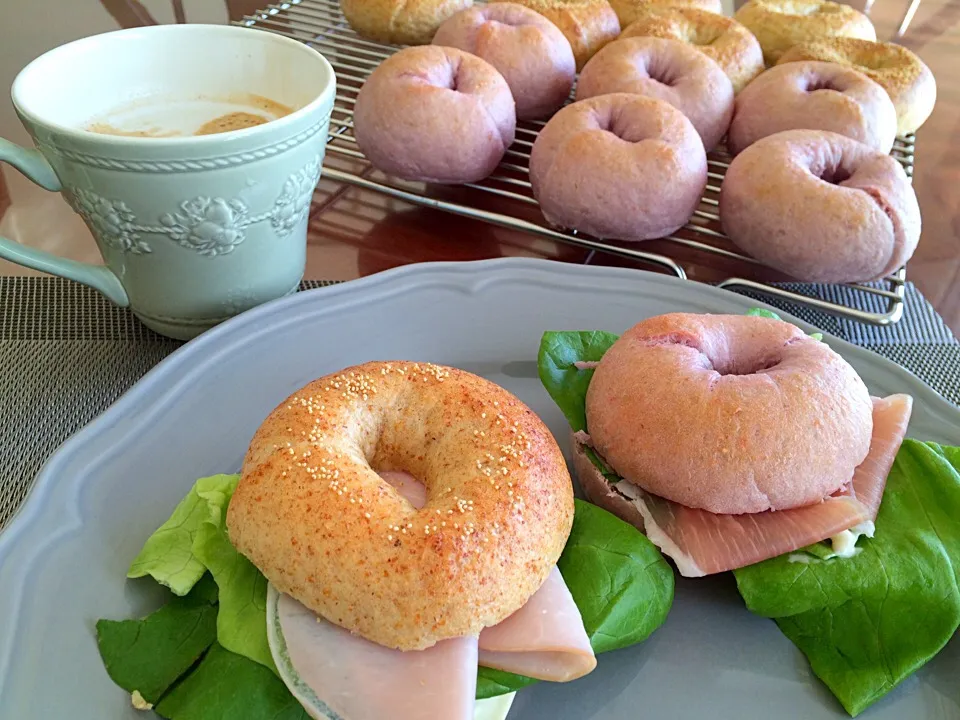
[68,189,153,255]
[160,197,250,257]
[270,155,322,237]
[65,155,323,257]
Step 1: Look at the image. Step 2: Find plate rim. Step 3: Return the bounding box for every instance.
[2,257,958,698]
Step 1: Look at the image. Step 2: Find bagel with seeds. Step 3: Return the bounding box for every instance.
[226,361,575,651]
[341,0,473,45]
[734,0,876,65]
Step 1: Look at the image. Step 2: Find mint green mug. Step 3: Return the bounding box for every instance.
[0,25,335,339]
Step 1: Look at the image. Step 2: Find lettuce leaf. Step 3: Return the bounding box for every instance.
[127,474,239,595]
[96,574,219,704]
[734,440,960,716]
[194,518,276,674]
[476,500,674,698]
[476,667,540,699]
[127,473,275,674]
[560,500,674,652]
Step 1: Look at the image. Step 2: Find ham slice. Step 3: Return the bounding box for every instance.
[607,394,913,577]
[278,592,479,720]
[270,470,598,719]
[478,567,596,681]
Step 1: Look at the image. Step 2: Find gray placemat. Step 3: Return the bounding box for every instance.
[0,276,957,529]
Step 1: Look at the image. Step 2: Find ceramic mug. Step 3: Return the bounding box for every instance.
[0,25,335,339]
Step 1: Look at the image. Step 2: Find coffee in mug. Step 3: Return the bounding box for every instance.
[0,25,336,340]
[86,92,295,138]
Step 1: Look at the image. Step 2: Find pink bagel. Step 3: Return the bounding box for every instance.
[432,4,576,120]
[586,312,874,514]
[720,129,921,283]
[575,36,734,150]
[529,93,707,241]
[353,46,516,184]
[728,61,897,155]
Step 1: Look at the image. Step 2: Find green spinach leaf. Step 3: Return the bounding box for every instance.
[745,308,783,320]
[96,574,219,704]
[476,667,540,699]
[537,331,619,432]
[734,440,960,716]
[154,642,309,720]
[560,500,674,653]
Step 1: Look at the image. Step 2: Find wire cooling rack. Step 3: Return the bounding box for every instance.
[236,0,916,325]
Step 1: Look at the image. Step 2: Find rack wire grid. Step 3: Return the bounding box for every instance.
[237,0,916,325]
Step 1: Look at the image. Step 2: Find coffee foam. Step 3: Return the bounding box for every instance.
[84,93,294,137]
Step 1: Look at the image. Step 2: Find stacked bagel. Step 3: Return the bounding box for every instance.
[346,0,936,283]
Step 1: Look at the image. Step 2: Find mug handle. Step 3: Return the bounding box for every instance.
[0,139,128,306]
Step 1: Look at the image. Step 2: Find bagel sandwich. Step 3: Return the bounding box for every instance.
[535,310,960,717]
[96,361,674,720]
[539,312,913,578]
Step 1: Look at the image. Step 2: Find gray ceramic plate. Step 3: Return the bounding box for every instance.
[1,258,958,720]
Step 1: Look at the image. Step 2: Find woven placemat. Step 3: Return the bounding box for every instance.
[1,276,957,529]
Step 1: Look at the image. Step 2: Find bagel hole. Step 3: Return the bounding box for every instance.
[806,77,840,92]
[709,351,782,376]
[692,28,722,46]
[646,54,680,87]
[716,357,781,376]
[819,165,853,184]
[602,106,650,143]
[378,470,428,510]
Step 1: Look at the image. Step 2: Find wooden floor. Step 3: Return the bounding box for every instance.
[886,0,960,332]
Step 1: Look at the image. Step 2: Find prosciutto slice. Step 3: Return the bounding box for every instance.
[608,394,913,577]
[272,470,597,719]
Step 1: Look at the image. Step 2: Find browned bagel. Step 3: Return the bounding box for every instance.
[227,361,575,651]
[609,0,722,30]
[341,0,473,45]
[734,0,876,65]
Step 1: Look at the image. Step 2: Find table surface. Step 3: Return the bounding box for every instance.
[298,0,960,332]
[1,0,958,331]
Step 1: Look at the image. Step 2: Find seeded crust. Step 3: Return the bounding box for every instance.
[734,0,876,66]
[226,361,575,651]
[341,0,474,45]
[609,0,723,35]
